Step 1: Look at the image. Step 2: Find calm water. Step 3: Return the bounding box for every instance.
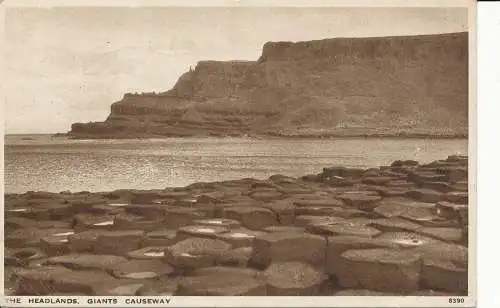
[4,135,468,194]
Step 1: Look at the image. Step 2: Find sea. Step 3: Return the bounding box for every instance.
[4,134,468,194]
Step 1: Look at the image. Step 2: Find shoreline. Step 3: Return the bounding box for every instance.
[5,154,469,296]
[6,133,469,141]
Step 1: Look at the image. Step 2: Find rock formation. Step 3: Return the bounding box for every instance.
[5,154,468,295]
[67,32,468,139]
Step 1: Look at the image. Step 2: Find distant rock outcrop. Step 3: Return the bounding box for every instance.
[68,32,468,139]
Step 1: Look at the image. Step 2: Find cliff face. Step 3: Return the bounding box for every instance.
[69,32,468,138]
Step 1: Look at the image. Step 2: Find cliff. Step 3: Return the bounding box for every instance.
[68,32,469,139]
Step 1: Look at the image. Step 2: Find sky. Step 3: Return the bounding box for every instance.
[4,7,468,134]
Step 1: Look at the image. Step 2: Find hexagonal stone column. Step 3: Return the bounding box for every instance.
[337,248,422,293]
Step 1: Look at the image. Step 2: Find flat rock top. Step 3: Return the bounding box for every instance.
[190,266,261,278]
[110,259,174,279]
[5,155,468,296]
[178,274,264,296]
[264,262,325,288]
[255,231,325,243]
[341,248,421,264]
[46,254,128,270]
[168,238,232,255]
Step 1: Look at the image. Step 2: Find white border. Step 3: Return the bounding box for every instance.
[477,2,500,307]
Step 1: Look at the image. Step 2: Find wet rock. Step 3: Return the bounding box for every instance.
[386,180,415,188]
[251,232,326,267]
[294,215,346,227]
[40,235,71,256]
[362,177,397,186]
[6,248,47,267]
[110,259,174,279]
[411,289,458,296]
[391,160,419,168]
[367,218,422,232]
[374,197,436,220]
[450,181,468,192]
[93,230,145,255]
[306,221,381,238]
[338,248,422,293]
[436,201,468,221]
[334,289,397,296]
[261,200,296,225]
[376,232,442,248]
[164,207,212,229]
[405,189,443,203]
[325,236,396,276]
[322,167,364,179]
[215,229,266,248]
[440,166,468,183]
[216,247,253,267]
[293,198,345,208]
[98,282,145,296]
[176,225,229,241]
[193,218,242,229]
[73,214,116,232]
[417,227,463,243]
[222,206,278,230]
[5,228,74,248]
[113,214,163,231]
[446,155,468,164]
[127,246,170,260]
[420,181,453,193]
[143,229,177,246]
[408,171,447,185]
[190,266,261,278]
[5,217,71,232]
[264,262,326,295]
[263,226,305,233]
[421,259,467,294]
[177,271,267,295]
[137,277,180,295]
[164,238,232,269]
[415,242,468,268]
[248,189,284,201]
[67,230,103,253]
[14,266,115,295]
[337,192,382,211]
[444,191,468,204]
[46,254,127,271]
[374,187,411,197]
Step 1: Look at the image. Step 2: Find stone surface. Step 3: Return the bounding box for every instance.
[337,248,422,293]
[326,236,397,276]
[176,225,229,241]
[127,246,170,260]
[164,238,232,269]
[306,221,381,237]
[215,229,266,248]
[110,259,174,279]
[14,266,115,295]
[46,254,127,271]
[93,230,144,255]
[143,229,177,246]
[336,192,382,211]
[264,262,326,295]
[222,206,279,230]
[421,259,467,294]
[177,270,267,295]
[4,155,469,296]
[251,232,326,267]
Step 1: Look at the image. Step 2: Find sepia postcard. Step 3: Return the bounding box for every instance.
[1,0,476,307]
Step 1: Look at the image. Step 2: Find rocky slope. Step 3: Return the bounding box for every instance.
[5,154,468,295]
[68,32,468,139]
